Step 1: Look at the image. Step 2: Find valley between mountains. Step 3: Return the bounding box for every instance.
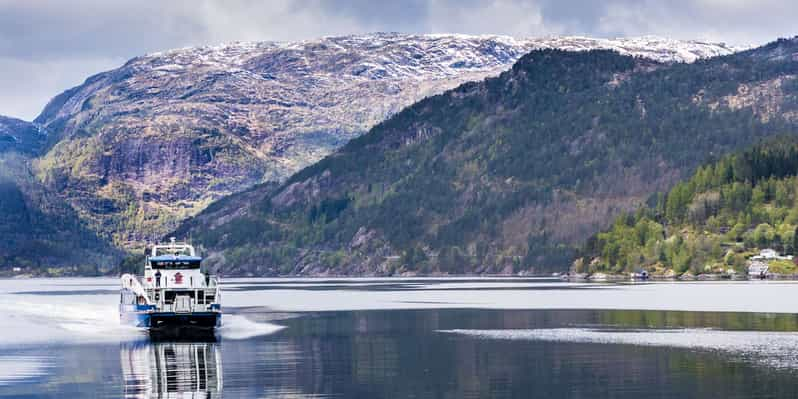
[7,32,797,276]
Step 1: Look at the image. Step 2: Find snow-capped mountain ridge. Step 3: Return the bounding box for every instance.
[135,33,744,81]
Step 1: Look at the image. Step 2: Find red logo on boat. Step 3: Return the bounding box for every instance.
[174,272,183,285]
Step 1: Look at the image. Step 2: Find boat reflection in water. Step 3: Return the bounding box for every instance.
[120,338,222,398]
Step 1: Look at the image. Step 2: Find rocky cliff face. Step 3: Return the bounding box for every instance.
[28,33,743,250]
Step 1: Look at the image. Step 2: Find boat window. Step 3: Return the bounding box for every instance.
[153,247,193,257]
[150,260,201,269]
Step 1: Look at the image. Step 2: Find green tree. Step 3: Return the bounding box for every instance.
[793,225,798,255]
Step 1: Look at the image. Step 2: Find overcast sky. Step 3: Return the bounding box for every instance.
[1,0,796,120]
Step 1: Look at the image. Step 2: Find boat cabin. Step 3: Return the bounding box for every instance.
[144,238,209,290]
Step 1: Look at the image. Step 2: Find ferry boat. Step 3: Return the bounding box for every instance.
[120,238,221,330]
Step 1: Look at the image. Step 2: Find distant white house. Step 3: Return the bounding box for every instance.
[751,248,793,261]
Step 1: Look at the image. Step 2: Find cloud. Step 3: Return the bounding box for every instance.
[0,56,123,122]
[426,0,553,37]
[593,0,798,44]
[0,0,796,120]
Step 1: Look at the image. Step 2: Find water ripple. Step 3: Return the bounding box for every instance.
[0,355,52,386]
[439,327,798,369]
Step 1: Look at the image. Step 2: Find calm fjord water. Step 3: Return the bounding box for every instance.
[3,278,798,398]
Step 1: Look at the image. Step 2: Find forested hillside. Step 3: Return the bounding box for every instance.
[176,37,798,276]
[0,117,119,274]
[577,137,798,276]
[0,153,120,275]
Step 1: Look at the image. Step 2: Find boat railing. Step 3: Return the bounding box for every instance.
[211,275,221,305]
[121,273,152,304]
[144,275,220,313]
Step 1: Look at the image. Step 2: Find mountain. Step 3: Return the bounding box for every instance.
[0,152,120,275]
[0,116,46,155]
[30,33,743,250]
[576,137,798,277]
[0,115,119,274]
[174,37,798,276]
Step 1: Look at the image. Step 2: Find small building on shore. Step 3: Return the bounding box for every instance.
[751,248,792,261]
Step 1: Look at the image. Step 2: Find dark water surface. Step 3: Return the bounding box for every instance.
[3,278,798,398]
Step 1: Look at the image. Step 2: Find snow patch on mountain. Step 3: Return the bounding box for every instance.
[136,33,744,81]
